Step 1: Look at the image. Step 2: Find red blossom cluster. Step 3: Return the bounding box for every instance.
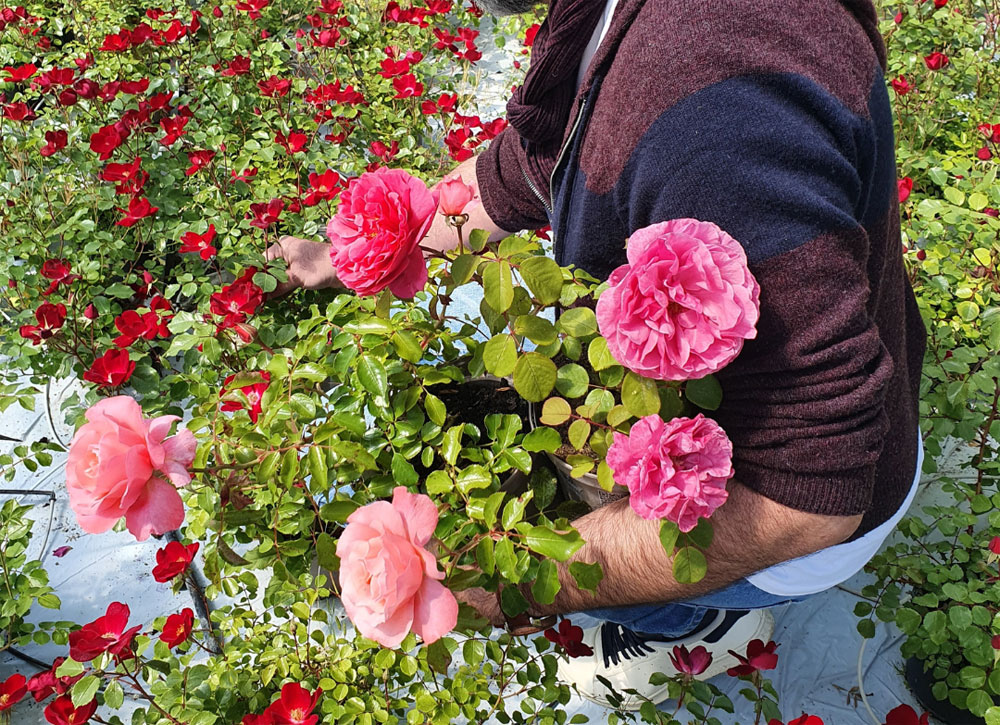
[543,618,594,657]
[303,169,344,206]
[242,682,322,725]
[221,371,272,423]
[98,10,201,53]
[152,540,200,582]
[210,267,265,341]
[19,302,66,345]
[83,348,136,388]
[160,608,195,648]
[726,638,779,677]
[976,122,1000,160]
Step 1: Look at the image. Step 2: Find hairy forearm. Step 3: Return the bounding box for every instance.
[422,155,514,254]
[529,480,861,616]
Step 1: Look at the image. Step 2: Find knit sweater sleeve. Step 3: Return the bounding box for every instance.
[617,73,895,517]
[475,127,551,233]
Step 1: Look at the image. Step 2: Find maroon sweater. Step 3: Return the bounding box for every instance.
[477,0,925,536]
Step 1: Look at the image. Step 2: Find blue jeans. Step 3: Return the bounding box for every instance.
[579,578,810,637]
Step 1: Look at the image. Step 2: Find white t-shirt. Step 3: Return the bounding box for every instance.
[572,0,922,597]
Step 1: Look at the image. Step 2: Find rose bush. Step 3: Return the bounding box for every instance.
[0,0,993,724]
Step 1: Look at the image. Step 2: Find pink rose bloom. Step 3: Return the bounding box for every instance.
[327,167,437,299]
[337,486,458,648]
[596,218,760,381]
[65,396,197,541]
[606,414,732,532]
[437,174,477,216]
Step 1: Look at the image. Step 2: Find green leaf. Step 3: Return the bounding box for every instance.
[685,375,723,411]
[622,372,660,417]
[986,706,1000,725]
[495,536,519,581]
[557,307,598,337]
[514,315,558,345]
[672,546,707,584]
[588,337,617,370]
[481,491,506,528]
[103,680,124,709]
[392,331,423,363]
[968,690,993,718]
[856,619,876,639]
[949,605,973,632]
[426,469,453,495]
[425,393,446,426]
[532,559,561,605]
[319,499,360,523]
[56,658,85,677]
[483,260,515,313]
[442,426,463,465]
[457,465,492,494]
[500,585,530,617]
[943,186,965,206]
[555,363,590,399]
[687,518,714,549]
[391,453,419,487]
[307,446,328,492]
[71,675,100,707]
[523,427,561,452]
[483,334,518,377]
[450,253,479,285]
[569,561,604,593]
[659,520,680,556]
[37,593,61,608]
[512,353,558,402]
[357,355,388,400]
[568,419,591,450]
[969,192,989,211]
[468,228,490,253]
[317,532,339,571]
[539,397,571,425]
[476,537,496,576]
[526,526,584,561]
[895,607,921,634]
[520,256,563,304]
[961,666,988,690]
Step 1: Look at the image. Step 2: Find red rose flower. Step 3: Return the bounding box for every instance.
[221,371,271,423]
[116,196,158,226]
[262,683,322,725]
[249,199,284,229]
[303,170,343,206]
[39,129,68,157]
[83,349,135,388]
[543,618,594,658]
[392,73,423,99]
[668,644,712,676]
[43,694,98,725]
[152,540,200,582]
[924,52,949,70]
[89,124,123,160]
[727,639,779,677]
[185,149,216,176]
[0,674,27,712]
[20,302,67,345]
[26,658,84,703]
[785,716,824,725]
[160,608,195,648]
[258,75,291,97]
[160,115,189,146]
[210,268,264,337]
[68,601,142,662]
[121,78,149,95]
[990,536,1000,555]
[180,224,218,260]
[2,62,36,82]
[977,146,993,161]
[2,102,38,122]
[890,76,912,95]
[898,177,913,203]
[235,0,269,19]
[883,704,929,725]
[275,130,308,155]
[221,55,251,76]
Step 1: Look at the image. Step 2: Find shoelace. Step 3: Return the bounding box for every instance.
[600,622,656,668]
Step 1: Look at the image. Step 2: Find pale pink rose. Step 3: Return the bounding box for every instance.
[65,396,197,541]
[606,414,732,532]
[327,167,437,299]
[437,174,477,216]
[596,219,760,380]
[336,486,458,648]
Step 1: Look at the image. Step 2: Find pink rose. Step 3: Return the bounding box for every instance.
[65,396,197,541]
[596,219,760,381]
[336,486,458,648]
[606,414,732,532]
[437,173,477,216]
[327,167,437,299]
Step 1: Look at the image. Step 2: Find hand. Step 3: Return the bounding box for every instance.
[264,235,340,297]
[456,587,557,635]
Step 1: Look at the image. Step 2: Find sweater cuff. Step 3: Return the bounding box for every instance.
[734,458,875,517]
[476,128,551,234]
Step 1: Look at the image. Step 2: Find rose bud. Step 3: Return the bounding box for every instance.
[438,174,476,217]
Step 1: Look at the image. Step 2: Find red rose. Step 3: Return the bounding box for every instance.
[883,704,930,725]
[2,62,36,82]
[543,618,594,658]
[890,76,912,95]
[726,639,779,677]
[977,146,993,161]
[26,658,83,703]
[180,224,218,260]
[0,674,27,712]
[221,371,271,423]
[20,302,67,345]
[221,55,251,76]
[89,124,123,159]
[160,608,195,648]
[116,196,158,226]
[392,73,423,99]
[152,540,200,582]
[258,75,291,97]
[83,349,135,388]
[43,694,98,725]
[275,130,308,155]
[69,601,142,662]
[668,644,712,676]
[261,683,322,725]
[898,176,914,203]
[924,52,949,70]
[185,149,216,176]
[249,199,284,229]
[160,115,189,145]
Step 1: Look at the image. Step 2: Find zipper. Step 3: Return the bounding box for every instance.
[519,98,589,254]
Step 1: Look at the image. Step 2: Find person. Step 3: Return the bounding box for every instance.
[270,0,926,709]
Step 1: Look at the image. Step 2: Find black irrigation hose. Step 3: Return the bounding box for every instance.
[166,530,224,655]
[4,645,50,671]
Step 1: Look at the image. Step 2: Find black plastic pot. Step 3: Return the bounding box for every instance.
[904,657,987,725]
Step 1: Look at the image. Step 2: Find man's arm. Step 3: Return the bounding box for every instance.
[264,155,512,296]
[462,480,860,625]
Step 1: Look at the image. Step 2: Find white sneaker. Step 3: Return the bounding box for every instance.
[557,609,775,711]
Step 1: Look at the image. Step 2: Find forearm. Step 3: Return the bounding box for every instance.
[530,480,862,616]
[423,155,514,254]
